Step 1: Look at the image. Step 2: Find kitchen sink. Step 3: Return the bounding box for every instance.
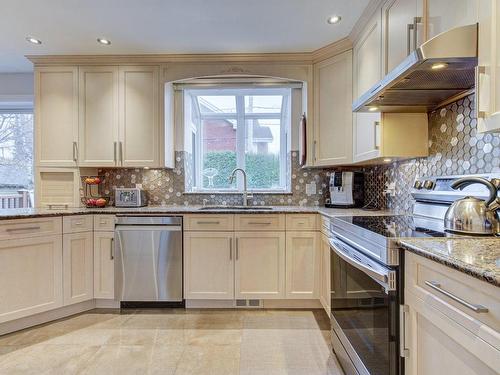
[199,206,273,211]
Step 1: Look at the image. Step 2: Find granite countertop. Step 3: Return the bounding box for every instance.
[399,238,500,287]
[0,205,393,220]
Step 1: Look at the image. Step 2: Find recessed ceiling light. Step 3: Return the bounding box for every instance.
[327,15,342,24]
[25,36,42,45]
[368,106,379,112]
[97,38,111,45]
[431,62,448,70]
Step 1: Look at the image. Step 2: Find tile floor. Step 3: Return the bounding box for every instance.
[0,309,344,375]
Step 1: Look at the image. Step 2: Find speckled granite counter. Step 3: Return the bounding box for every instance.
[0,206,392,220]
[400,238,500,287]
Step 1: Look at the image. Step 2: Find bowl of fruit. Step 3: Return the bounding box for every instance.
[84,176,102,185]
[84,197,110,208]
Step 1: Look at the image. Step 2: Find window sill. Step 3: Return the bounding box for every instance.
[183,191,293,195]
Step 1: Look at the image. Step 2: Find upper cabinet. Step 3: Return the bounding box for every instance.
[78,66,119,167]
[382,0,423,74]
[313,50,353,166]
[35,67,79,167]
[34,65,163,168]
[477,0,500,133]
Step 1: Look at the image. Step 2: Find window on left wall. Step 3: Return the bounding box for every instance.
[0,111,34,209]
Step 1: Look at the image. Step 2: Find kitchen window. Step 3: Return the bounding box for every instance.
[184,87,291,192]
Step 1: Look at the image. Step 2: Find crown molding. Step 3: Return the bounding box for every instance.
[349,0,385,43]
[311,37,352,63]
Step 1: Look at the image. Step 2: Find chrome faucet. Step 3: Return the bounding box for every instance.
[228,168,253,206]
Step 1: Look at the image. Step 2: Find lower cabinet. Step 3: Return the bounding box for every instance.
[319,233,331,315]
[93,231,115,299]
[285,231,318,299]
[184,231,234,300]
[63,231,94,305]
[0,235,63,323]
[235,232,286,299]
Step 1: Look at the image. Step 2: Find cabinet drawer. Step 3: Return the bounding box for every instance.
[93,215,116,231]
[184,215,234,231]
[286,214,318,231]
[63,215,93,233]
[0,217,62,240]
[405,252,500,346]
[235,214,285,231]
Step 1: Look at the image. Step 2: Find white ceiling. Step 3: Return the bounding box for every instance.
[1,0,370,72]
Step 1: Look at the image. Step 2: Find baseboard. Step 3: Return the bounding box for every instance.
[185,300,235,308]
[185,299,323,309]
[94,299,121,309]
[0,300,96,336]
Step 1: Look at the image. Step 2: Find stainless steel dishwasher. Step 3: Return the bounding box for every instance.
[115,216,183,307]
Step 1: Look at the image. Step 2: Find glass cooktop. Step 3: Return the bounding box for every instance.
[336,215,450,238]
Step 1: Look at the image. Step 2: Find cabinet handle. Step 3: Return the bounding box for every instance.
[399,305,410,358]
[235,238,239,260]
[6,226,41,232]
[374,121,380,150]
[119,142,123,165]
[229,238,232,260]
[248,222,272,225]
[424,280,488,313]
[74,221,83,226]
[313,140,317,162]
[72,142,78,162]
[113,142,117,163]
[196,221,220,225]
[475,66,486,119]
[406,23,414,55]
[412,17,422,51]
[110,238,115,260]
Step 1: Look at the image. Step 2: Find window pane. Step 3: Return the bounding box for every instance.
[0,112,33,208]
[245,95,282,114]
[198,96,236,114]
[244,119,282,190]
[201,119,237,189]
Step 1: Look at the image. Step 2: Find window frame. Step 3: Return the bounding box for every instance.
[185,87,291,193]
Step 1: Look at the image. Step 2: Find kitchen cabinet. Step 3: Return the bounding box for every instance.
[93,231,115,299]
[78,66,119,167]
[313,50,353,166]
[0,235,63,323]
[34,66,79,167]
[319,233,331,315]
[403,252,500,375]
[119,66,161,167]
[235,232,286,299]
[353,113,428,164]
[63,231,93,305]
[477,0,500,133]
[285,232,319,299]
[425,0,477,40]
[382,0,423,74]
[184,232,234,300]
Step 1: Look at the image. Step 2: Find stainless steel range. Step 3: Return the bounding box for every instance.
[328,173,499,375]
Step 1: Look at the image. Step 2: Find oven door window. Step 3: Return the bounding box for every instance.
[331,249,398,375]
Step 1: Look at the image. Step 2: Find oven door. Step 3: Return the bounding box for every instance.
[329,236,400,375]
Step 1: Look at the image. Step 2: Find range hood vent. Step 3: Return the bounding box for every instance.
[353,24,478,113]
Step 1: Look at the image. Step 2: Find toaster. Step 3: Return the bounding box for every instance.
[114,188,148,207]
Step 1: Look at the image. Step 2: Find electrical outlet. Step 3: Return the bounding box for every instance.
[305,182,316,196]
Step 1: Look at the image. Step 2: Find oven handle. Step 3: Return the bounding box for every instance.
[329,238,390,288]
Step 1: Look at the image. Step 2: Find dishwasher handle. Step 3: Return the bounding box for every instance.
[115,225,182,231]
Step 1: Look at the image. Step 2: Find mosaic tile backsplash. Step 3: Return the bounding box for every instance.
[99,95,499,210]
[364,95,500,213]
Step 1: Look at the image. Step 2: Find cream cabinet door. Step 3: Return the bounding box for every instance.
[425,0,477,41]
[477,0,500,133]
[313,50,353,166]
[184,232,234,300]
[404,291,499,375]
[0,235,63,323]
[382,0,423,74]
[235,232,285,299]
[119,66,160,167]
[35,66,79,167]
[319,233,331,315]
[63,231,93,305]
[78,66,119,167]
[93,231,115,299]
[285,232,319,299]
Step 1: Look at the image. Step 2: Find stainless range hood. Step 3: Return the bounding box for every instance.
[353,24,478,113]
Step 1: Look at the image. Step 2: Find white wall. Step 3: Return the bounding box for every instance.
[0,73,34,108]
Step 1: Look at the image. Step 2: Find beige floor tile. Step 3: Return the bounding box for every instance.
[120,314,185,330]
[183,310,243,330]
[174,344,240,375]
[79,345,154,375]
[105,328,158,346]
[149,344,184,375]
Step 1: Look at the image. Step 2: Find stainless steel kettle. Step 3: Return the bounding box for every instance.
[444,177,500,235]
